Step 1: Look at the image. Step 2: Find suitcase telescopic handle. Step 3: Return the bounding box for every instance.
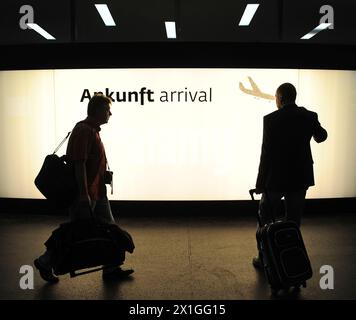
[249,188,264,226]
[249,189,276,225]
[249,189,256,201]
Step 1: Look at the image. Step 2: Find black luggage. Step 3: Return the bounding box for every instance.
[249,189,313,295]
[35,154,78,209]
[34,132,78,209]
[45,220,135,277]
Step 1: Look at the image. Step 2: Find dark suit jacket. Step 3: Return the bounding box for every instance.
[256,103,327,192]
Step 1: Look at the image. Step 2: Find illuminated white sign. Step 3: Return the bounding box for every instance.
[0,69,355,200]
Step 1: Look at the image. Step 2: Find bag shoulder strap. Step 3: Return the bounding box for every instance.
[53,131,72,154]
[53,120,88,155]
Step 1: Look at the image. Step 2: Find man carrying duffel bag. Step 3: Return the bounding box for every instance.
[34,93,134,283]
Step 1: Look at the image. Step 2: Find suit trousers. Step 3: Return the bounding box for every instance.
[69,196,115,224]
[258,189,307,227]
[255,189,307,257]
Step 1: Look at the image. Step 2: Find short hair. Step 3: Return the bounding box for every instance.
[276,83,297,103]
[87,93,112,116]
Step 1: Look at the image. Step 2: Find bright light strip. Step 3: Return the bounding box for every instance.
[165,21,177,39]
[238,4,260,26]
[95,4,116,26]
[301,23,332,39]
[26,23,56,40]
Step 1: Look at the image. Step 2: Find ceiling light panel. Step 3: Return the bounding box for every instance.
[95,4,116,26]
[27,23,56,40]
[75,0,175,42]
[165,21,177,39]
[0,0,71,44]
[179,0,279,42]
[239,4,260,26]
[301,23,332,39]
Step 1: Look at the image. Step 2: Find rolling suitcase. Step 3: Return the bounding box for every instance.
[249,189,313,295]
[45,219,135,277]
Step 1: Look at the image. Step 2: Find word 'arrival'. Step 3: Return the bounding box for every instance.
[81,87,213,106]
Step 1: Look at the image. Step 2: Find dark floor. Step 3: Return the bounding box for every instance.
[0,212,355,300]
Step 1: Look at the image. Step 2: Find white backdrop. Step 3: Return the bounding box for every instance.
[0,69,355,200]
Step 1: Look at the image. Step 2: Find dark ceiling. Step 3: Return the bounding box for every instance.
[1,0,355,70]
[0,0,355,45]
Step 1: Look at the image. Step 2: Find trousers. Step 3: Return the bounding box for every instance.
[69,196,115,224]
[257,189,307,228]
[255,189,307,258]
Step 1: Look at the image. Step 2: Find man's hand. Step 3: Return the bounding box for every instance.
[77,194,93,219]
[249,188,263,200]
[79,194,92,207]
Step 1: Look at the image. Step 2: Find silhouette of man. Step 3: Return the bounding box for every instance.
[34,93,134,282]
[252,83,327,268]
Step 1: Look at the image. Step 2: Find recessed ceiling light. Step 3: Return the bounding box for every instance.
[239,4,260,26]
[95,4,116,26]
[301,23,332,39]
[26,23,56,40]
[165,21,177,39]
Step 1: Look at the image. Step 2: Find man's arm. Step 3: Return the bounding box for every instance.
[68,125,93,205]
[256,116,270,193]
[74,161,91,206]
[312,113,328,143]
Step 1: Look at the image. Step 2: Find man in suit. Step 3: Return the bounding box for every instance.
[253,83,327,268]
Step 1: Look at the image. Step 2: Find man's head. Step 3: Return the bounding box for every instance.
[275,83,297,109]
[87,94,112,125]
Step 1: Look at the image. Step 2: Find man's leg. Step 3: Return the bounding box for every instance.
[34,249,59,283]
[284,189,307,227]
[92,197,134,279]
[91,196,115,224]
[69,199,92,221]
[258,192,284,225]
[34,228,61,283]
